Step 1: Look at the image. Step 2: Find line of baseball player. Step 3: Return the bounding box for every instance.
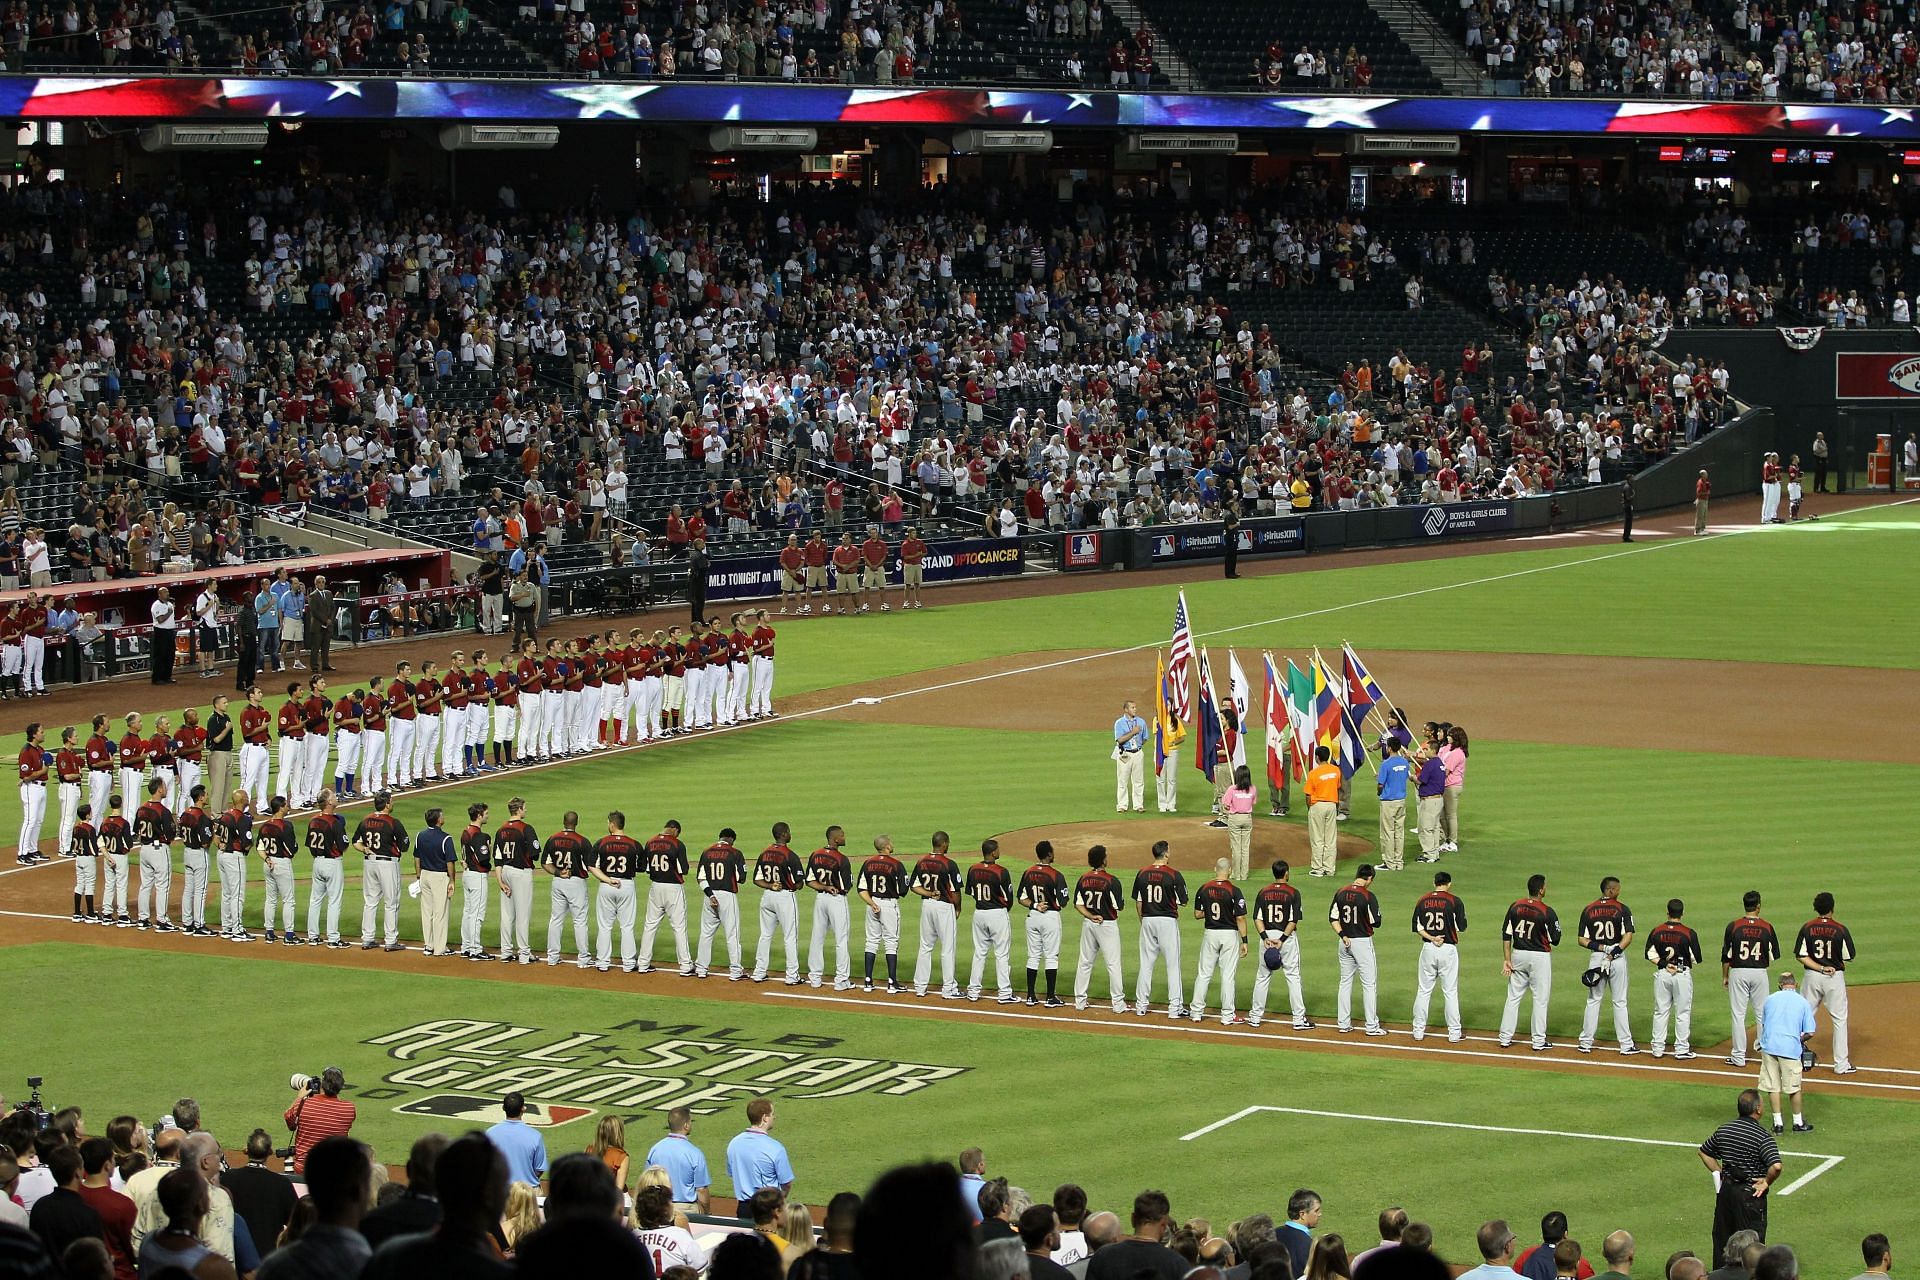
[10,613,783,862]
[41,786,1862,1070]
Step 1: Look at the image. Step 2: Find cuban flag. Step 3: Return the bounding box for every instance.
[1341,643,1381,727]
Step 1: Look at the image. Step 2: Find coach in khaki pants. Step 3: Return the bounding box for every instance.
[414,807,457,956]
[1305,748,1342,877]
[1113,704,1147,812]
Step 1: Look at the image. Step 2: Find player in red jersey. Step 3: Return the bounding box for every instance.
[748,611,777,719]
[239,687,274,802]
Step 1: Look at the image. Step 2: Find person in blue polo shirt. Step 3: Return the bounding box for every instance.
[1112,700,1147,814]
[1375,737,1412,872]
[485,1092,548,1188]
[1758,972,1819,1134]
[725,1097,793,1218]
[643,1107,711,1214]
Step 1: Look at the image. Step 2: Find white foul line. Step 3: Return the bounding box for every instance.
[1177,1105,1843,1196]
[759,991,1920,1092]
[1775,1154,1845,1196]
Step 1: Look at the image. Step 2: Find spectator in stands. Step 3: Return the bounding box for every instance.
[28,1146,100,1262]
[219,1130,297,1263]
[1521,1211,1596,1280]
[137,1168,234,1280]
[254,1135,370,1280]
[855,1163,973,1280]
[1462,1221,1523,1280]
[359,1133,448,1250]
[75,1138,135,1280]
[512,1153,652,1280]
[1086,1191,1184,1280]
[361,1133,511,1280]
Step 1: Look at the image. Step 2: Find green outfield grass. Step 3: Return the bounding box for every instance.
[0,942,1904,1279]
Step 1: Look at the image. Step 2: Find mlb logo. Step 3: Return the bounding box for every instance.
[1153,535,1176,558]
[1071,534,1096,559]
[1236,530,1254,550]
[394,1095,595,1129]
[1421,508,1449,537]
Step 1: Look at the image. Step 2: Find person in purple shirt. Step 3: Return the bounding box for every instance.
[1414,745,1449,864]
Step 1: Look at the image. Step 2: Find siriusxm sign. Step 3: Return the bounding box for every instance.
[1149,518,1306,561]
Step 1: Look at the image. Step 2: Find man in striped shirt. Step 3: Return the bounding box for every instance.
[1699,1089,1781,1267]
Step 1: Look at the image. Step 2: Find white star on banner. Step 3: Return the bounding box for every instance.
[1067,93,1093,110]
[326,80,364,100]
[1270,96,1397,129]
[552,83,657,119]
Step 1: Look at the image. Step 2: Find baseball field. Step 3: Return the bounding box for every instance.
[4,496,1918,1275]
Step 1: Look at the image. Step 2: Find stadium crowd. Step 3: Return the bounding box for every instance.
[1448,0,1920,102]
[0,171,1699,614]
[0,1083,1894,1280]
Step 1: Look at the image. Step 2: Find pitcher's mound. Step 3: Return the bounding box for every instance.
[992,817,1375,871]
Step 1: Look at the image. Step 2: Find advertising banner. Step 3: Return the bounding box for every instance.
[1065,532,1103,568]
[706,536,1024,600]
[1409,501,1516,538]
[1835,352,1920,399]
[1148,517,1307,562]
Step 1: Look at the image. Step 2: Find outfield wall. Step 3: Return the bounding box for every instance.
[1672,328,1907,483]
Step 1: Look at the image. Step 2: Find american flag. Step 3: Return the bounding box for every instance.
[1166,592,1194,723]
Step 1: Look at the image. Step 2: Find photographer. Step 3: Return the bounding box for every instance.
[281,1069,354,1176]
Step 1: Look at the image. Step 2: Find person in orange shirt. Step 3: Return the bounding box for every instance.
[1305,746,1343,878]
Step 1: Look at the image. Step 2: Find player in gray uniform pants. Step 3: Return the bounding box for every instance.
[259,796,298,941]
[216,791,253,940]
[1644,900,1702,1059]
[178,785,214,935]
[592,812,641,972]
[1498,874,1560,1050]
[1576,877,1638,1055]
[543,812,593,967]
[493,797,539,964]
[1721,891,1780,1068]
[305,790,349,946]
[459,803,493,959]
[355,791,408,950]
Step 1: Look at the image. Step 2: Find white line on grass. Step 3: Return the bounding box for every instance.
[1776,1154,1846,1196]
[1176,1105,1843,1196]
[759,990,1920,1091]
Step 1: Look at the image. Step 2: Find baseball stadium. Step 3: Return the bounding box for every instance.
[3,52,1920,1280]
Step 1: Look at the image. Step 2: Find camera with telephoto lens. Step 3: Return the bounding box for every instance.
[290,1072,324,1095]
[11,1077,49,1131]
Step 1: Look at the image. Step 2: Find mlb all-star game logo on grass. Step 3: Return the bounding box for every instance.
[360,1019,970,1120]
